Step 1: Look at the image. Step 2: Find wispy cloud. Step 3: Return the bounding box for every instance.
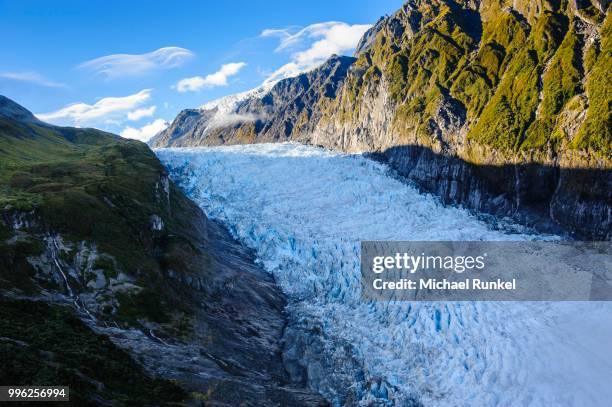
[0,71,65,88]
[121,118,168,142]
[261,22,370,84]
[78,47,194,79]
[175,62,246,92]
[127,105,156,121]
[36,89,152,127]
[208,112,265,129]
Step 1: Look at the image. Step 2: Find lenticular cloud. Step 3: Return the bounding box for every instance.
[78,47,194,79]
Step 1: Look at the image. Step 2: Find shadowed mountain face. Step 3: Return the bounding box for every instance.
[0,95,43,123]
[152,0,611,239]
[0,96,326,406]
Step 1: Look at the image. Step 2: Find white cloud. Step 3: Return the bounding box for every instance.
[0,71,65,88]
[78,47,194,79]
[120,118,169,142]
[208,112,265,129]
[175,62,246,92]
[261,21,370,84]
[127,105,156,121]
[36,89,152,127]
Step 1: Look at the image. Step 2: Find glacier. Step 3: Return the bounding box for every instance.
[156,143,612,407]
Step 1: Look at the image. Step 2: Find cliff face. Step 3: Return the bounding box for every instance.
[153,0,610,239]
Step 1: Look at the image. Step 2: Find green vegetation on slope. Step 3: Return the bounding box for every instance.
[331,0,610,160]
[1,112,211,323]
[523,19,582,150]
[0,98,212,404]
[571,13,612,154]
[469,10,573,153]
[0,300,185,406]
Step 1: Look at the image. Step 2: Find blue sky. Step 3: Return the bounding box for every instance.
[0,0,403,140]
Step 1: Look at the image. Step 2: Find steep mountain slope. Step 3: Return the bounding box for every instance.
[0,96,325,405]
[150,55,355,147]
[153,0,611,239]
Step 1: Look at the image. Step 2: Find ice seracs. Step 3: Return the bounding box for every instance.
[157,143,612,407]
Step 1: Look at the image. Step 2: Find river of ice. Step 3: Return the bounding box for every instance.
[157,143,612,407]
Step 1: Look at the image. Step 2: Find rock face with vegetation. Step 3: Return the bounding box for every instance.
[0,95,325,406]
[153,0,611,239]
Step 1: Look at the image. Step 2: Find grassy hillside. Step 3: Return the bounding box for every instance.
[1,106,210,309]
[0,97,212,404]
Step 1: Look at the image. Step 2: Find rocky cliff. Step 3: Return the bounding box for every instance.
[153,0,611,240]
[150,55,355,147]
[0,96,325,405]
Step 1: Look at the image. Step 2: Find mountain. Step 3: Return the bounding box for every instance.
[0,96,325,405]
[149,55,355,147]
[153,0,611,240]
[0,95,44,123]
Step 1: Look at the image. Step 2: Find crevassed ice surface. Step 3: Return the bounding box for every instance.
[157,143,612,407]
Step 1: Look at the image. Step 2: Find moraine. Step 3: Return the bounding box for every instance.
[156,143,612,407]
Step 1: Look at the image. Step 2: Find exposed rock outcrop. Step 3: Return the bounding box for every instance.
[150,55,355,147]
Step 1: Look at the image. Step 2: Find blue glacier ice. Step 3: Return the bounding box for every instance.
[157,143,612,407]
